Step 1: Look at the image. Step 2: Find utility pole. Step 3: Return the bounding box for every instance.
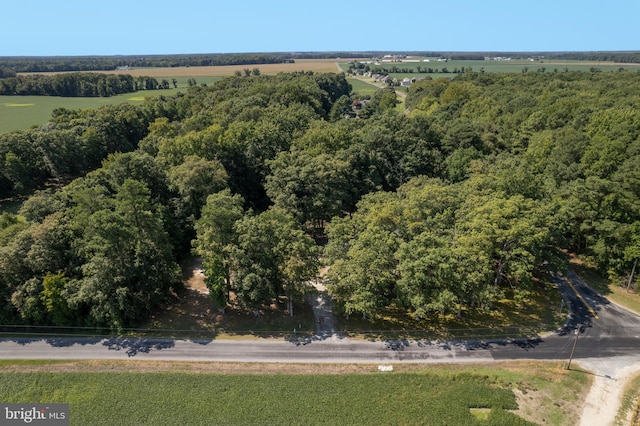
[626,258,637,293]
[565,325,581,370]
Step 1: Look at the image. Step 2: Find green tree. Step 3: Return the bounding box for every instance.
[233,207,319,315]
[266,148,353,229]
[329,94,354,121]
[194,190,244,310]
[76,179,180,328]
[41,272,73,326]
[168,155,228,220]
[325,192,402,319]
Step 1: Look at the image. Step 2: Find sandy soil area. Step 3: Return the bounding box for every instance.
[577,357,640,425]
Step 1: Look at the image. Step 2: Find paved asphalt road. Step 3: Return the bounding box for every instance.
[1,270,640,364]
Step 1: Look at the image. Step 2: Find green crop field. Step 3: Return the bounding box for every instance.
[0,77,224,134]
[0,360,589,425]
[0,91,174,133]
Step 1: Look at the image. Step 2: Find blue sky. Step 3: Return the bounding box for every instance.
[2,0,638,56]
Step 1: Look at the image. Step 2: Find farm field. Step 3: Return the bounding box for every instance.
[0,90,178,133]
[0,360,590,425]
[21,59,348,78]
[1,59,351,133]
[342,57,640,79]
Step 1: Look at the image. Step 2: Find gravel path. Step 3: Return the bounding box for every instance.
[308,274,341,340]
[576,356,640,425]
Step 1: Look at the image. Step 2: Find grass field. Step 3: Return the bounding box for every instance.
[0,360,589,425]
[345,76,381,97]
[0,90,178,133]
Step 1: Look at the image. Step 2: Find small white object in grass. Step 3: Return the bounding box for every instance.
[378,365,393,372]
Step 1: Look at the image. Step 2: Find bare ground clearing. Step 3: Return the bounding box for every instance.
[143,257,314,336]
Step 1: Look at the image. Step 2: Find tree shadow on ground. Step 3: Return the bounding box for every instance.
[380,336,545,352]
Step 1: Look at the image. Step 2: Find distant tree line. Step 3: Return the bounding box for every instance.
[547,52,640,63]
[352,64,466,75]
[430,52,640,63]
[0,54,295,73]
[2,52,638,74]
[332,51,640,63]
[0,73,164,97]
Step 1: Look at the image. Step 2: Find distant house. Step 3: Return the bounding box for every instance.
[372,73,390,83]
[400,77,416,86]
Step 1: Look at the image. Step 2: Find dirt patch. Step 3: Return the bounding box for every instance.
[143,257,216,332]
[576,358,640,426]
[143,257,315,337]
[185,257,208,295]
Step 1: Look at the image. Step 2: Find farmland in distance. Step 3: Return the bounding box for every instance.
[1,60,351,133]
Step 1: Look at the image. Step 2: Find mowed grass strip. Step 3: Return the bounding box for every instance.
[0,360,590,425]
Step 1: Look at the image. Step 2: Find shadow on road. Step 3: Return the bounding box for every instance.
[1,337,103,347]
[383,336,545,352]
[45,337,103,347]
[103,337,175,357]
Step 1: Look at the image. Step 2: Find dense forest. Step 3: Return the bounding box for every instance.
[0,73,165,97]
[0,69,639,330]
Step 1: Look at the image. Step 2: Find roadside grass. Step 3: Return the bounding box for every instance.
[617,371,640,425]
[335,278,565,341]
[0,360,588,425]
[569,255,640,315]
